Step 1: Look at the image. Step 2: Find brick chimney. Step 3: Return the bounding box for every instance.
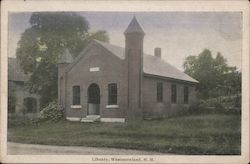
[154,47,161,58]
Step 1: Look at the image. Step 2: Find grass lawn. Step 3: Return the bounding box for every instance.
[8,114,241,155]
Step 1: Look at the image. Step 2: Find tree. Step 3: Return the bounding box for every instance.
[183,49,241,99]
[8,83,16,113]
[16,12,109,108]
[88,30,109,43]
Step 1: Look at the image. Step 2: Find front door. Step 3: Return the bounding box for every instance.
[87,83,100,115]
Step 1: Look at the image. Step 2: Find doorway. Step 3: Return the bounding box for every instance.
[87,83,100,115]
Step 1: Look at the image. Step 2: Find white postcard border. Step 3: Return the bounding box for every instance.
[1,0,249,163]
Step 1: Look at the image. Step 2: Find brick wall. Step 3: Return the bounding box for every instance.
[64,43,127,119]
[143,76,197,119]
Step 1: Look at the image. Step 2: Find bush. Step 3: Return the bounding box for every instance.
[187,95,241,115]
[8,101,64,127]
[39,100,64,122]
[29,101,64,125]
[202,95,241,110]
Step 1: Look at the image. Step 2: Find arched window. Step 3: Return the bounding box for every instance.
[88,83,100,104]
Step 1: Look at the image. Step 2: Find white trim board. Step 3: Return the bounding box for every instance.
[89,67,100,72]
[66,117,81,122]
[70,105,82,109]
[100,118,125,123]
[106,105,119,109]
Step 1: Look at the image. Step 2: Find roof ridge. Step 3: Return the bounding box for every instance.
[94,39,124,49]
[145,54,184,72]
[94,40,169,62]
[67,40,198,83]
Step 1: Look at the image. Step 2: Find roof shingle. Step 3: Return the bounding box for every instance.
[94,40,198,83]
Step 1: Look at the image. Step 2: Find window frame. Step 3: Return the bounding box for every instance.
[24,97,37,113]
[72,85,81,105]
[171,84,177,104]
[108,83,118,105]
[156,82,163,102]
[184,86,189,104]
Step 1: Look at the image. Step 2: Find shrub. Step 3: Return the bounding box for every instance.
[8,101,64,127]
[202,95,241,110]
[39,100,64,122]
[188,95,241,115]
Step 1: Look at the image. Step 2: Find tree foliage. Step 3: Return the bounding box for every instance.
[16,12,109,107]
[8,82,16,113]
[183,49,241,99]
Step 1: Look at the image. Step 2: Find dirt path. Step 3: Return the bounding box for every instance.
[8,142,164,155]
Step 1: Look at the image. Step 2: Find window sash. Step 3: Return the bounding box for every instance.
[171,85,177,103]
[157,82,163,102]
[73,86,80,105]
[184,86,189,104]
[24,97,37,113]
[108,83,117,105]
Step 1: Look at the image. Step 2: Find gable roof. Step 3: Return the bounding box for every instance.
[94,40,125,59]
[8,57,28,82]
[94,40,198,83]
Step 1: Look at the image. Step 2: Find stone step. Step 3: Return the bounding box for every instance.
[86,115,100,119]
[80,118,95,123]
[81,115,100,122]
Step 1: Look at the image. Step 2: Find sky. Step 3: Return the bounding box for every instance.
[8,12,242,71]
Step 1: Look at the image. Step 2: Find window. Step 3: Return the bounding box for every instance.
[108,83,117,105]
[157,82,163,102]
[171,84,177,103]
[72,86,80,105]
[24,97,37,113]
[184,86,189,104]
